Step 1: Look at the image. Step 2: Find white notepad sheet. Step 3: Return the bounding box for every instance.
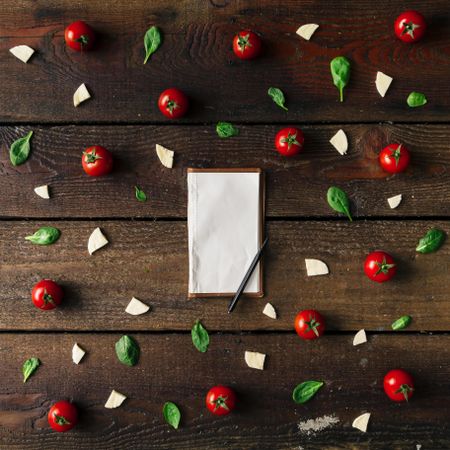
[188,170,262,296]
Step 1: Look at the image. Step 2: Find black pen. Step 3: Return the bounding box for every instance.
[228,237,268,314]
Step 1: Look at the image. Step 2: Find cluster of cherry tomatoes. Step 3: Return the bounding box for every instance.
[39,10,427,430]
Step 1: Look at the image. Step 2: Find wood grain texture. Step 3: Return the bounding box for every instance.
[0,0,449,123]
[0,333,448,449]
[1,220,448,331]
[1,124,449,218]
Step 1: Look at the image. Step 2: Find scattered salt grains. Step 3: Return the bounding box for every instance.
[297,414,340,435]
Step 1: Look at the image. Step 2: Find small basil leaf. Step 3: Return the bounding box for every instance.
[216,122,239,138]
[268,87,288,111]
[191,320,209,353]
[292,381,324,404]
[391,315,412,331]
[327,186,352,221]
[407,92,427,108]
[330,56,350,102]
[22,357,40,383]
[25,226,60,245]
[163,402,181,429]
[416,228,446,253]
[134,186,147,202]
[144,26,162,64]
[10,131,33,166]
[115,335,140,366]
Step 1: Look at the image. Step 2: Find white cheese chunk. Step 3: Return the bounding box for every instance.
[353,329,367,346]
[88,227,109,255]
[34,185,50,199]
[262,303,277,319]
[352,412,371,432]
[305,259,329,276]
[73,83,91,107]
[72,343,86,364]
[9,45,35,63]
[387,194,402,209]
[329,129,348,155]
[156,144,174,168]
[125,297,150,315]
[104,390,127,409]
[245,351,266,370]
[375,72,393,98]
[296,24,319,41]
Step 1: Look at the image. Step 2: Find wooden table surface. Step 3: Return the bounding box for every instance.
[0,1,449,449]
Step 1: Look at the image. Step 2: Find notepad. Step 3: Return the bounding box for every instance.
[187,168,264,298]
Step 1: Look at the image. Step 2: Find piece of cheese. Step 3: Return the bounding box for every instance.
[305,259,329,276]
[262,303,277,319]
[375,72,393,98]
[353,329,367,346]
[387,194,402,209]
[245,351,266,370]
[34,185,50,199]
[104,390,127,409]
[156,144,174,168]
[329,129,348,155]
[73,83,91,107]
[88,227,109,255]
[352,412,371,432]
[9,45,35,63]
[72,343,86,364]
[125,297,150,315]
[296,24,319,41]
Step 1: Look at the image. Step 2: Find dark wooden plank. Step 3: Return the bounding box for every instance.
[0,333,448,449]
[1,124,449,218]
[0,0,449,123]
[1,220,448,331]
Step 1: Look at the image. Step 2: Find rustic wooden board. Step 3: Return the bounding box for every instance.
[0,333,448,449]
[1,220,448,331]
[1,124,449,218]
[0,1,449,123]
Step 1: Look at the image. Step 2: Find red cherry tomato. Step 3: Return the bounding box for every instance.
[384,369,414,402]
[48,401,78,432]
[64,21,96,51]
[394,11,426,43]
[275,127,304,157]
[158,88,189,119]
[364,251,397,283]
[379,143,410,174]
[232,30,262,60]
[31,279,63,310]
[82,145,113,177]
[294,309,325,340]
[206,386,236,416]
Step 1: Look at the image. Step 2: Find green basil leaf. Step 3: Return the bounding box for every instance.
[416,228,446,253]
[163,402,181,429]
[327,186,352,221]
[191,320,209,353]
[330,56,350,102]
[407,91,427,108]
[115,335,140,366]
[216,122,239,138]
[10,131,33,166]
[134,186,147,202]
[22,357,40,383]
[25,226,60,245]
[144,26,162,64]
[268,87,288,111]
[292,381,324,404]
[391,315,412,331]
